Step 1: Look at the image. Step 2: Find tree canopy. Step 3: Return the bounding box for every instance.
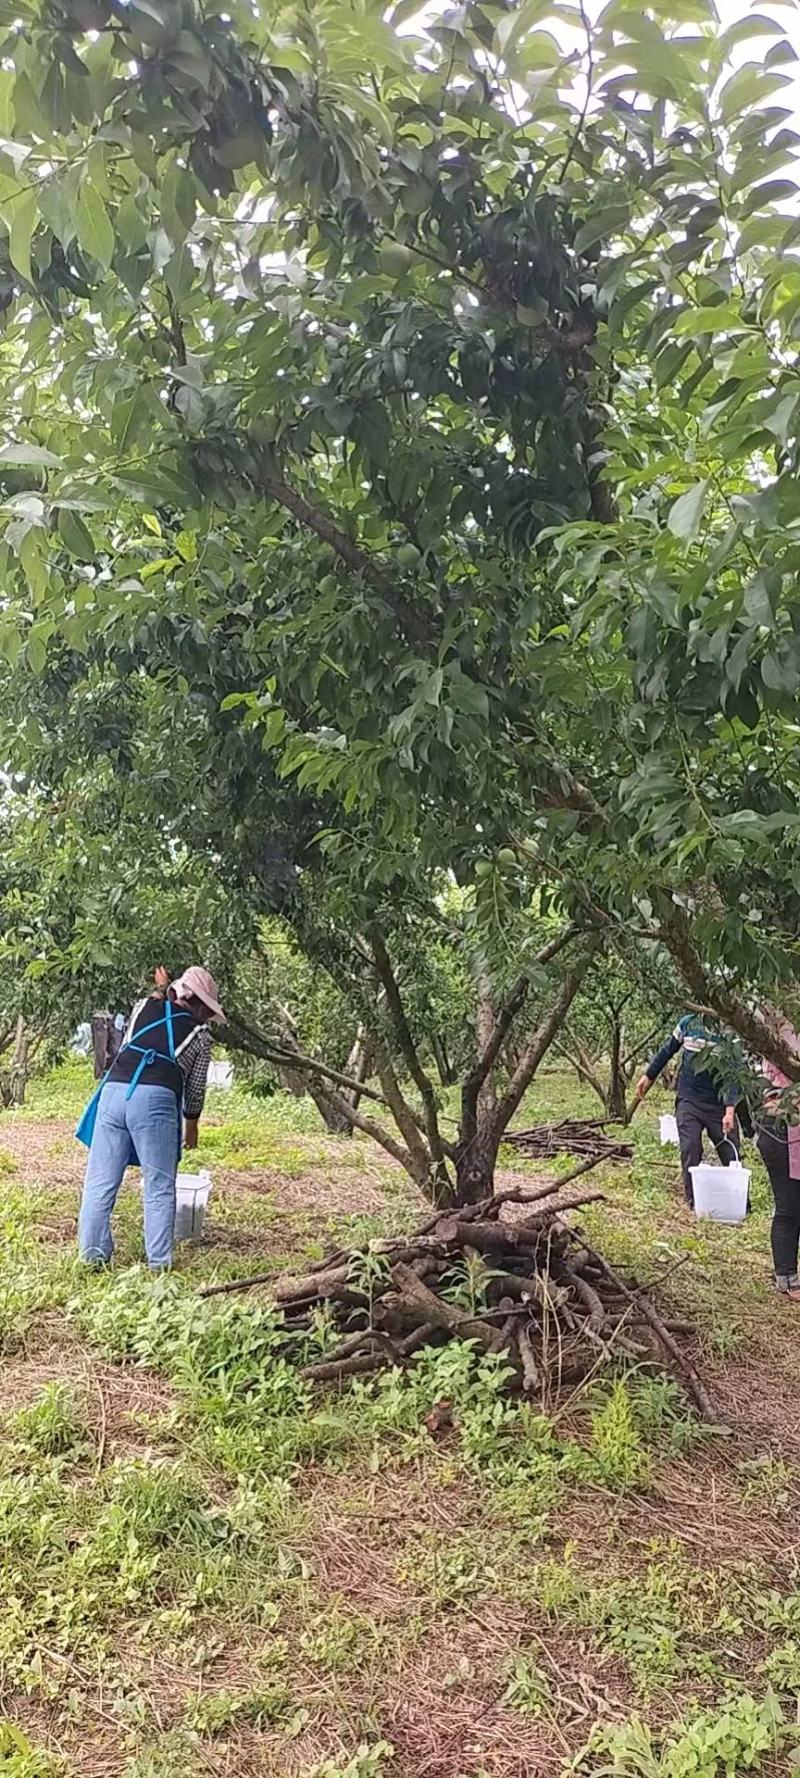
[1,0,800,1185]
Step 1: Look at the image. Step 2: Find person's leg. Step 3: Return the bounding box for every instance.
[77,1084,131,1263]
[675,1098,704,1205]
[125,1086,180,1270]
[758,1124,800,1290]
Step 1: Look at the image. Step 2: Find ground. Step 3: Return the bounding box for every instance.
[0,1061,798,1778]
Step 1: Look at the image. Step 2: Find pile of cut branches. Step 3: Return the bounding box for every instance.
[504,1117,632,1164]
[201,1160,715,1421]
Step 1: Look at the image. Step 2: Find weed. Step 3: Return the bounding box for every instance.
[440,1253,502,1316]
[572,1690,787,1776]
[624,1374,703,1459]
[184,1683,295,1734]
[346,1249,391,1323]
[0,1722,61,1775]
[300,1608,384,1674]
[501,1651,552,1716]
[760,1637,800,1693]
[589,1380,652,1492]
[8,1385,90,1465]
[307,1744,394,1778]
[0,1192,77,1356]
[528,1541,744,1694]
[397,1529,502,1607]
[738,1454,792,1517]
[122,1729,203,1777]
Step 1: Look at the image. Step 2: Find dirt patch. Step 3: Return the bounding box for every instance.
[0,1327,178,1462]
[0,1117,84,1190]
[221,1162,417,1217]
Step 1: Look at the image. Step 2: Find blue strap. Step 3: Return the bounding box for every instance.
[117,1003,191,1101]
[125,1050,155,1099]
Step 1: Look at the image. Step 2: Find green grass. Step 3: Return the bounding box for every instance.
[0,1064,797,1775]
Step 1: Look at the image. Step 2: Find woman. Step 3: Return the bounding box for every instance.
[77,966,224,1270]
[758,1014,800,1301]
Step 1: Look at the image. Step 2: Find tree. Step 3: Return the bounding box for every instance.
[554,949,682,1123]
[0,0,799,1180]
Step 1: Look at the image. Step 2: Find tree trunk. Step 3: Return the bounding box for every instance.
[430,1033,453,1087]
[454,1126,503,1205]
[605,1013,628,1122]
[454,946,596,1205]
[9,1015,27,1106]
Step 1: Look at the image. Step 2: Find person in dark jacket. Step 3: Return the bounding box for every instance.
[635,1013,740,1207]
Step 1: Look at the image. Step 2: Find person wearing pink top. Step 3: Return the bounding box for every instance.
[758,1019,800,1300]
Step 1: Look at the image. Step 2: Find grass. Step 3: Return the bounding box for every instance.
[0,1063,797,1774]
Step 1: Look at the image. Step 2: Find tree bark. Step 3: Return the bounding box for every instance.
[430,1033,453,1087]
[454,946,596,1203]
[9,1015,27,1107]
[605,1011,628,1122]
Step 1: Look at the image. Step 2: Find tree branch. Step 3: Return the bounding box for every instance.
[553,1030,607,1108]
[368,928,447,1175]
[259,470,432,645]
[305,1078,421,1175]
[224,1010,395,1108]
[663,908,800,1082]
[491,943,598,1138]
[558,0,594,183]
[461,923,581,1144]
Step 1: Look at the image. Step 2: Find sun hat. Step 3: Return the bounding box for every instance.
[171,966,225,1021]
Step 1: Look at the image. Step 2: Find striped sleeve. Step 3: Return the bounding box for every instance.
[178,1026,212,1119]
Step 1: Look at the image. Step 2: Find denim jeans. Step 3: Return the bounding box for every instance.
[78,1082,180,1269]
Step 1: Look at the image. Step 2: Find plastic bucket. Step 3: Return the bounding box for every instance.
[691,1143,749,1225]
[208,1060,234,1089]
[660,1113,679,1146]
[174,1170,212,1242]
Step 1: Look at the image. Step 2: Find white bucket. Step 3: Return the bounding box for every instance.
[660,1113,679,1146]
[691,1143,749,1225]
[208,1060,234,1089]
[174,1170,212,1242]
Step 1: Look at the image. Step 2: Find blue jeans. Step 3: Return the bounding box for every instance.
[78,1082,180,1269]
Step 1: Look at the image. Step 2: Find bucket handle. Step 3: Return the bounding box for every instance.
[718,1136,741,1165]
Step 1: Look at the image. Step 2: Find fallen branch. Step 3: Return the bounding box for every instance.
[195,1175,716,1424]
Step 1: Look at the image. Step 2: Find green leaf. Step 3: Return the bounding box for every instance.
[74,179,114,271]
[494,0,552,56]
[721,13,786,52]
[26,627,47,673]
[739,179,799,217]
[516,302,546,326]
[673,305,749,338]
[115,192,148,253]
[7,184,37,284]
[743,575,774,626]
[57,506,95,559]
[37,167,79,248]
[719,66,790,124]
[12,71,43,139]
[0,440,62,468]
[574,205,631,254]
[764,393,798,445]
[110,389,143,451]
[667,480,708,542]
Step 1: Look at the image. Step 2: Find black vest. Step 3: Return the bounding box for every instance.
[107,996,200,1098]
